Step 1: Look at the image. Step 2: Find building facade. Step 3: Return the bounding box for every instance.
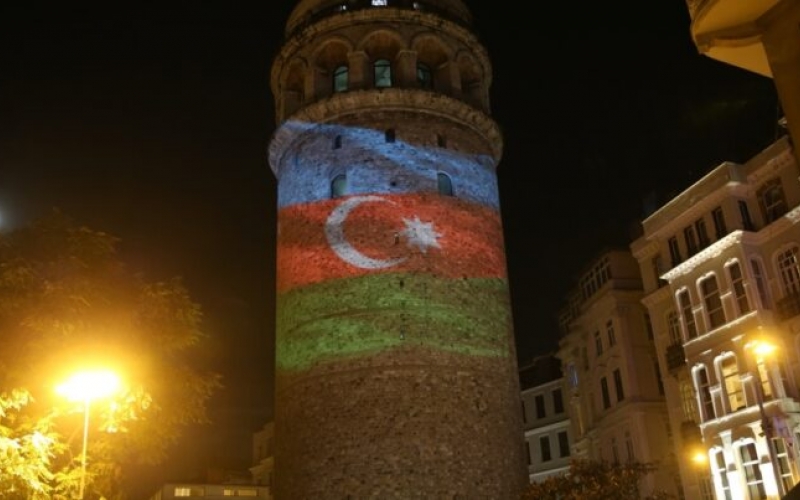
[519,355,573,484]
[267,0,526,497]
[631,134,800,499]
[556,249,679,498]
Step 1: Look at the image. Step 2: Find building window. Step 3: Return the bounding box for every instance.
[521,401,527,424]
[680,379,698,422]
[668,237,682,266]
[595,331,603,356]
[613,369,625,402]
[436,133,446,148]
[385,128,396,143]
[566,362,578,388]
[601,377,611,409]
[728,262,751,315]
[371,0,388,6]
[701,275,725,330]
[696,217,710,249]
[374,58,392,87]
[740,443,767,499]
[774,438,794,493]
[331,173,347,199]
[553,389,564,414]
[333,65,349,92]
[713,451,732,500]
[525,440,531,465]
[606,320,616,346]
[558,431,569,458]
[540,436,552,462]
[651,255,667,287]
[756,357,773,401]
[712,206,727,239]
[625,430,635,461]
[751,258,772,308]
[580,256,611,300]
[778,246,800,296]
[684,225,698,256]
[739,200,755,231]
[678,290,698,340]
[667,311,682,344]
[535,394,545,419]
[333,135,342,149]
[437,172,453,196]
[417,63,433,89]
[720,354,745,412]
[695,366,715,421]
[758,178,788,224]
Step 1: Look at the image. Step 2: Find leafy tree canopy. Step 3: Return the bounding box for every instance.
[521,459,676,500]
[0,210,222,499]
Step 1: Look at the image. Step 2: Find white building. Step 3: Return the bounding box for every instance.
[556,249,679,497]
[631,134,800,500]
[519,355,572,483]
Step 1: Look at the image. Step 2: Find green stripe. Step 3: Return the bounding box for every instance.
[276,273,513,371]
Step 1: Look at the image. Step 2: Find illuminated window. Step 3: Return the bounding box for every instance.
[374,59,392,87]
[701,275,725,329]
[372,0,388,5]
[331,174,347,199]
[678,290,697,339]
[174,486,204,496]
[728,262,750,315]
[417,63,433,89]
[175,488,191,497]
[679,380,697,422]
[773,438,794,493]
[712,451,732,500]
[333,65,349,92]
[778,246,800,296]
[437,172,453,196]
[740,443,766,499]
[238,489,259,497]
[720,354,745,412]
[224,489,235,497]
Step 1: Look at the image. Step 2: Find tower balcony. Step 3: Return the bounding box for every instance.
[684,0,781,77]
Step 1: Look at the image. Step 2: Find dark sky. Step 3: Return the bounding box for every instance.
[0,0,780,496]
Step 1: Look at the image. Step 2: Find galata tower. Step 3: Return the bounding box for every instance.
[268,0,526,497]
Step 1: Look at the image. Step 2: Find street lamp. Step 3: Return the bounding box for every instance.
[745,339,785,498]
[56,370,121,499]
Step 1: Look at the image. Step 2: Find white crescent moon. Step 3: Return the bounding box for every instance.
[325,195,407,269]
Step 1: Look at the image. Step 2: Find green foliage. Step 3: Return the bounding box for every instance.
[0,211,222,499]
[521,459,676,500]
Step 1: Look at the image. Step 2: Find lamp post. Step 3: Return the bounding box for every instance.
[746,340,785,498]
[56,370,120,500]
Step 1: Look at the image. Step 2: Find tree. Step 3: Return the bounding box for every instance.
[521,459,676,500]
[0,211,222,499]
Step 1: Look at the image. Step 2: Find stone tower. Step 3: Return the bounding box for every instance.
[268,1,526,497]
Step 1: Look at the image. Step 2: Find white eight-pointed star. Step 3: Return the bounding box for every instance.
[399,216,442,254]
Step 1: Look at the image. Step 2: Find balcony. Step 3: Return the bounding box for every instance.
[777,292,800,321]
[666,343,687,372]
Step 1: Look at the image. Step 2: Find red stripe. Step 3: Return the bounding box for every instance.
[276,193,507,292]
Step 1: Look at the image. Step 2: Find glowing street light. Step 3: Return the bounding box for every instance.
[56,370,121,499]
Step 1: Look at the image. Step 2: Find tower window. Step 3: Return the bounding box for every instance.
[331,174,347,199]
[371,0,388,5]
[385,128,395,143]
[333,65,349,93]
[374,59,392,88]
[333,135,342,149]
[417,63,433,89]
[437,172,453,196]
[436,134,446,148]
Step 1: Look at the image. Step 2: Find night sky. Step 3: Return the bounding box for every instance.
[0,0,781,496]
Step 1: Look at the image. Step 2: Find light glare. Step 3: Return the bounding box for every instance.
[56,370,120,402]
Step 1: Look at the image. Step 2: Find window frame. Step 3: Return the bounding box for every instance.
[700,274,725,330]
[374,58,393,88]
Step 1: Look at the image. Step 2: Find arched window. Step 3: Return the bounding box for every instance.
[333,65,349,93]
[740,443,766,499]
[719,354,744,412]
[331,173,347,199]
[700,275,725,330]
[374,59,392,88]
[694,365,715,421]
[437,172,453,196]
[667,311,682,345]
[417,63,433,89]
[727,261,751,315]
[333,135,342,149]
[778,246,800,296]
[712,450,732,500]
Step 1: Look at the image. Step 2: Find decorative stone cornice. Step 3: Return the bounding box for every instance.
[661,231,744,281]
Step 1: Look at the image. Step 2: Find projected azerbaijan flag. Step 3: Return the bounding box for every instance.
[276,191,513,372]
